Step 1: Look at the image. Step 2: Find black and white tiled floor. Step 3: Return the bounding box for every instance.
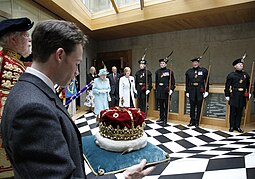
[75,113,255,179]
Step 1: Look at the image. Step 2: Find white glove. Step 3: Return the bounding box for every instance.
[225,97,230,101]
[100,89,108,93]
[186,93,189,98]
[146,90,150,95]
[203,92,209,98]
[108,95,111,102]
[249,93,251,99]
[169,90,173,96]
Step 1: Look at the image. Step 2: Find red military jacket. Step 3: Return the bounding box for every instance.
[0,49,26,91]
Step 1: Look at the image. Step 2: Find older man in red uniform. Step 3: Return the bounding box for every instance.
[0,17,33,120]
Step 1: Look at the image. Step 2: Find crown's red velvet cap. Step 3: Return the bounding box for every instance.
[100,107,145,129]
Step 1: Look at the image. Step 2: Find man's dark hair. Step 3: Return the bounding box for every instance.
[32,20,87,63]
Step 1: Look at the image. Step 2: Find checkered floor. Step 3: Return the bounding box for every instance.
[75,113,255,179]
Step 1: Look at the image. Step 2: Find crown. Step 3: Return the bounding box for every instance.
[99,107,145,140]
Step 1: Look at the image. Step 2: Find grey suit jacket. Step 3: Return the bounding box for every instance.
[1,73,116,179]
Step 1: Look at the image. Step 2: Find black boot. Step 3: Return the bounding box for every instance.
[188,123,195,127]
[236,128,243,133]
[163,119,167,126]
[156,119,163,123]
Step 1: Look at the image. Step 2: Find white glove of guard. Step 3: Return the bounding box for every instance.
[249,93,251,99]
[186,93,189,98]
[225,97,230,101]
[100,89,108,93]
[145,90,150,95]
[108,95,111,102]
[203,92,209,98]
[169,90,173,96]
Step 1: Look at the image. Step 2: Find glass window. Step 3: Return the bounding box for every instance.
[203,93,226,119]
[81,0,113,13]
[169,91,179,113]
[154,90,179,113]
[115,0,139,7]
[185,96,190,115]
[0,0,11,14]
[251,96,255,114]
[185,93,226,120]
[81,0,140,14]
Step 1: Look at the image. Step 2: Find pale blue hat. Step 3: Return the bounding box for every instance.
[98,69,109,76]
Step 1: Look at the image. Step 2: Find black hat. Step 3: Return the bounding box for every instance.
[159,58,168,63]
[232,58,244,66]
[138,59,147,64]
[191,57,200,62]
[0,17,34,37]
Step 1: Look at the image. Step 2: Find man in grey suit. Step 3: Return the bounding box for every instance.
[108,66,120,107]
[1,20,154,179]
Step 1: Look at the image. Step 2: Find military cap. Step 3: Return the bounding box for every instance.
[138,59,147,64]
[232,58,244,66]
[0,17,34,37]
[191,57,200,62]
[159,58,168,63]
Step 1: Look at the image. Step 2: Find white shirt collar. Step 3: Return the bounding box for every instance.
[25,67,55,92]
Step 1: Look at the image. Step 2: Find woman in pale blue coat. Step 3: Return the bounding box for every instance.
[92,69,111,118]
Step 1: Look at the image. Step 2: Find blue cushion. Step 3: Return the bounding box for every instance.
[82,135,170,176]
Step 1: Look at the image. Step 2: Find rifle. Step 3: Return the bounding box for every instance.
[197,46,210,124]
[199,65,211,124]
[141,48,147,61]
[144,49,150,116]
[166,51,174,123]
[199,46,209,60]
[166,50,173,60]
[242,52,247,60]
[145,64,150,116]
[243,61,254,130]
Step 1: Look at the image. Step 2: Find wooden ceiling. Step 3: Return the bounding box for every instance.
[33,0,255,41]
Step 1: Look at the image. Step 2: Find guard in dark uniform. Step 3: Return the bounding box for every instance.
[185,57,209,127]
[225,58,250,133]
[155,58,175,125]
[135,59,152,113]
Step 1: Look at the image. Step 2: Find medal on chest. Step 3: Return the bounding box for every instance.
[239,74,246,83]
[140,73,144,78]
[161,71,169,78]
[194,70,198,78]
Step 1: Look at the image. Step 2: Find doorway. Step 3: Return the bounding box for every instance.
[97,50,132,75]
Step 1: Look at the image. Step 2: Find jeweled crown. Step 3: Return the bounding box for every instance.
[99,107,145,140]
